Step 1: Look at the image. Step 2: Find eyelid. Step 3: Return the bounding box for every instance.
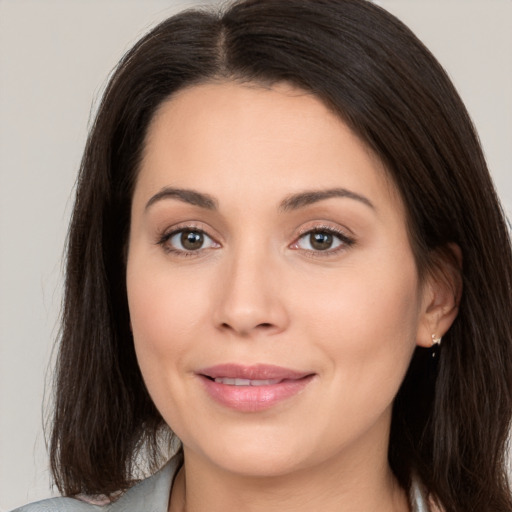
[156,222,222,256]
[295,221,354,238]
[290,223,356,256]
[157,220,221,239]
[155,220,355,258]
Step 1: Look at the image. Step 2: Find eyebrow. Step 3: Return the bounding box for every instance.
[145,187,218,211]
[145,186,374,212]
[279,188,374,212]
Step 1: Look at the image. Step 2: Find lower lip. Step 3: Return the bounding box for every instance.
[199,375,315,412]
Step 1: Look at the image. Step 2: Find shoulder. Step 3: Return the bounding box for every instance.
[11,455,183,512]
[11,497,102,512]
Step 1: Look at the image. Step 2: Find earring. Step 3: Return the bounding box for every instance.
[431,333,442,358]
[431,334,442,346]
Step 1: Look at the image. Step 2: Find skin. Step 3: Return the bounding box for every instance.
[126,82,458,512]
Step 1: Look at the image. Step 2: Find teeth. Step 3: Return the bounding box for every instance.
[251,379,280,386]
[214,378,281,386]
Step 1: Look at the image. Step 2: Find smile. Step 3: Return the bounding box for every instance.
[213,378,282,386]
[197,364,315,412]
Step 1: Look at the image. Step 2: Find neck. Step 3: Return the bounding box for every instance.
[169,433,410,512]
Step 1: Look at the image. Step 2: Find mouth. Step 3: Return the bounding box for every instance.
[197,364,315,412]
[199,363,312,381]
[209,377,284,386]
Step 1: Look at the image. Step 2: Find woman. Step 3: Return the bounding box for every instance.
[14,0,512,511]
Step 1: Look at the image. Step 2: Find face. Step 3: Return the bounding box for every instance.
[126,82,432,478]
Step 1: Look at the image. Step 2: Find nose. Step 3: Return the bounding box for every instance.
[213,248,289,338]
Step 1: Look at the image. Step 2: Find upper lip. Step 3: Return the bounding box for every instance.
[198,364,312,381]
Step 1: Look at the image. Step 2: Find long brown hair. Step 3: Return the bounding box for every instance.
[50,1,512,510]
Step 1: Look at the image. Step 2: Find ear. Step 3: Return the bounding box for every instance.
[416,243,463,348]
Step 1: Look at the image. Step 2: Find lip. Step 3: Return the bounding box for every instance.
[197,364,315,412]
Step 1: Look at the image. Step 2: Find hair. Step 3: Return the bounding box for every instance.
[50,1,512,510]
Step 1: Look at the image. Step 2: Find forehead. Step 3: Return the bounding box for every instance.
[137,81,400,212]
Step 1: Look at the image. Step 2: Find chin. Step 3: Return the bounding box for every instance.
[207,448,306,478]
[181,423,313,477]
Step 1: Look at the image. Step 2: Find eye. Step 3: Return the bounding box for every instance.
[292,227,354,254]
[159,228,219,255]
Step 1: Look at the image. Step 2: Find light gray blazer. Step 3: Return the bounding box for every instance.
[12,456,433,512]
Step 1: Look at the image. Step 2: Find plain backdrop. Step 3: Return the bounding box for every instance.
[0,0,510,510]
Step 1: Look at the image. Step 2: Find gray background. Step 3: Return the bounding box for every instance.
[1,0,510,509]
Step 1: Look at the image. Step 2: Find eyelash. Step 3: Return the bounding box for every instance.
[293,225,356,257]
[156,223,217,257]
[156,224,356,258]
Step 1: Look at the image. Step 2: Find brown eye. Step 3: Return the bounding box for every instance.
[294,228,350,253]
[164,229,219,254]
[180,230,204,250]
[310,232,334,251]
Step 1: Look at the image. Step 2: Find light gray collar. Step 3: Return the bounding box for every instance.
[108,454,183,512]
[409,477,433,512]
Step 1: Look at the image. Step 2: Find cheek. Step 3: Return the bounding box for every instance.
[294,252,422,385]
[126,257,223,441]
[286,256,422,449]
[126,256,212,384]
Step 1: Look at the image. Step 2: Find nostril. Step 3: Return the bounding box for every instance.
[218,322,276,336]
